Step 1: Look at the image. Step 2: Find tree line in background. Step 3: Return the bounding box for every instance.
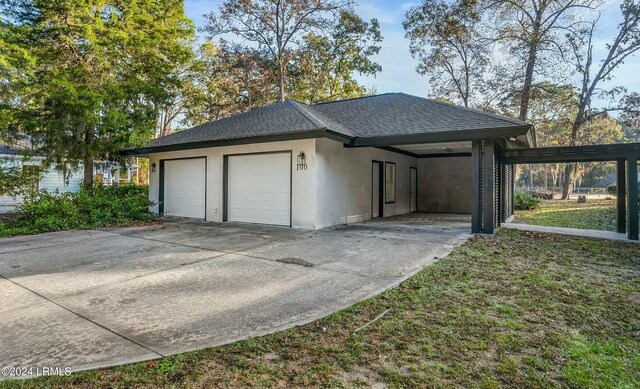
[0,0,381,188]
[0,0,639,195]
[404,0,640,198]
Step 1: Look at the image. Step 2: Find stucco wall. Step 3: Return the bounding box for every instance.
[148,139,317,229]
[314,138,418,228]
[148,138,419,230]
[417,156,472,214]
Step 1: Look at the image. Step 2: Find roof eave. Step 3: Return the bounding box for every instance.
[350,125,534,148]
[120,129,355,157]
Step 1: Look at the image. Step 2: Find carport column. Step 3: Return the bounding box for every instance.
[509,165,516,218]
[617,159,626,234]
[471,139,496,234]
[472,140,481,233]
[482,140,496,234]
[500,163,515,223]
[500,162,507,223]
[628,156,639,241]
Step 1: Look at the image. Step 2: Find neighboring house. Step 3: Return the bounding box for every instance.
[0,144,137,213]
[125,93,536,231]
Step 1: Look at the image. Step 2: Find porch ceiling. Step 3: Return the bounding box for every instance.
[393,142,472,156]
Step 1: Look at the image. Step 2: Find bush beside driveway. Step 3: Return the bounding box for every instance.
[0,185,155,238]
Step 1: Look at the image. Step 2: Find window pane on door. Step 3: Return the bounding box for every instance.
[385,162,395,203]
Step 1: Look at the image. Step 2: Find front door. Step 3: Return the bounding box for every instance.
[372,161,383,218]
[410,167,417,212]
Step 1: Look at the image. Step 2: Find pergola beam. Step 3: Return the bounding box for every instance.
[500,143,640,164]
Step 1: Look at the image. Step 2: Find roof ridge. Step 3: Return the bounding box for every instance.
[396,93,530,127]
[287,100,328,129]
[312,92,397,106]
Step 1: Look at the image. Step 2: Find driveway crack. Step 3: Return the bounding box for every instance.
[101,230,391,281]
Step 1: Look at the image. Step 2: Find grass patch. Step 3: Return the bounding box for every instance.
[3,230,639,388]
[514,198,619,231]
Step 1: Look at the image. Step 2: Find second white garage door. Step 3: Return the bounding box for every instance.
[227,153,291,226]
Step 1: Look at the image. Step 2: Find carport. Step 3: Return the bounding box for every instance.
[369,139,640,241]
[350,131,534,235]
[499,143,640,241]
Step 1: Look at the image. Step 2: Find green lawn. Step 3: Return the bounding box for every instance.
[4,230,639,388]
[515,198,619,231]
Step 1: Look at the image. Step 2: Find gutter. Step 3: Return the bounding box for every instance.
[349,125,534,148]
[121,124,535,157]
[121,129,355,157]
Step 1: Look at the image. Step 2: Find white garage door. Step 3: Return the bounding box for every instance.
[228,153,291,226]
[164,158,206,219]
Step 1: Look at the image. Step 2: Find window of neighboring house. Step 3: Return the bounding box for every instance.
[21,165,41,191]
[385,162,396,204]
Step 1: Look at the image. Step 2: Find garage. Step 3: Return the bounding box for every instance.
[226,152,291,226]
[163,158,206,219]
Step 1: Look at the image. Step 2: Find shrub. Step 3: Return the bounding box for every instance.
[0,184,155,237]
[515,188,541,210]
[607,183,640,201]
[526,190,554,200]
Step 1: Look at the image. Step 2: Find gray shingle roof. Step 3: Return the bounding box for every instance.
[0,144,16,155]
[135,93,532,153]
[312,93,529,137]
[148,100,330,148]
[0,139,34,156]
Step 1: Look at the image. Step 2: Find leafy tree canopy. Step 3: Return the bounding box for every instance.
[0,0,195,187]
[203,0,381,103]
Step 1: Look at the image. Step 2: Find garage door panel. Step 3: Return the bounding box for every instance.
[228,153,291,226]
[164,158,206,219]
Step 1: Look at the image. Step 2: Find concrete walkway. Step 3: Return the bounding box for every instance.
[502,222,636,242]
[0,219,469,379]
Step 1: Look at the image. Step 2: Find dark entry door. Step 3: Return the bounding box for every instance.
[372,161,383,218]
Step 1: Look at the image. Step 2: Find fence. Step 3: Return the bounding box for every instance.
[523,186,609,195]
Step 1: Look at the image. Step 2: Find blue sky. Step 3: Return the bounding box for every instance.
[183,0,640,101]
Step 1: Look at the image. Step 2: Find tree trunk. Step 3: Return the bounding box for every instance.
[544,165,548,191]
[561,163,574,199]
[277,59,286,102]
[529,165,534,189]
[518,17,541,122]
[519,47,537,121]
[83,155,94,189]
[83,129,94,189]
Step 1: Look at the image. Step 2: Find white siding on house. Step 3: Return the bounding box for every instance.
[0,157,22,212]
[39,170,83,193]
[0,156,83,212]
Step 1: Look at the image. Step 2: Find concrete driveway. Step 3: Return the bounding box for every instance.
[0,219,469,377]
